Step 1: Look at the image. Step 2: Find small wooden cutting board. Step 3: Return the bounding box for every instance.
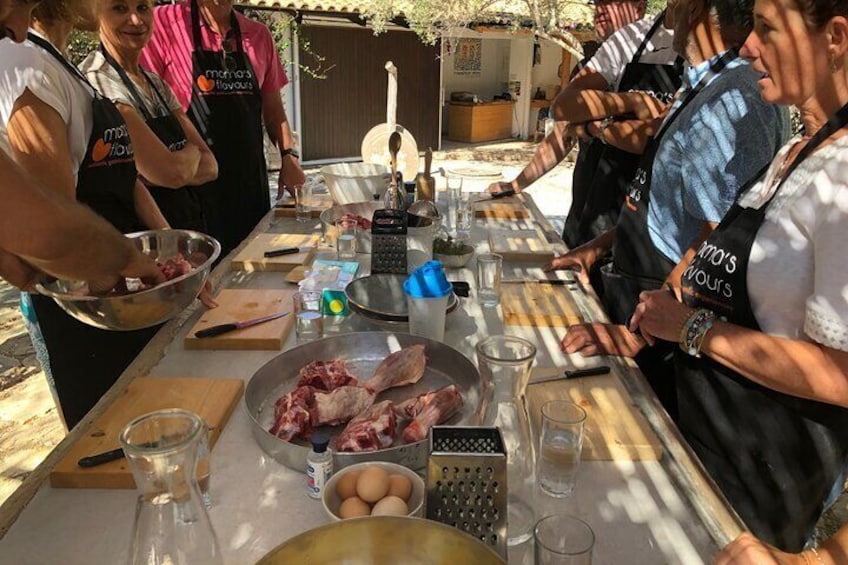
[487,227,554,261]
[501,282,583,327]
[184,288,295,350]
[475,196,529,220]
[231,233,319,272]
[526,367,663,461]
[50,376,243,489]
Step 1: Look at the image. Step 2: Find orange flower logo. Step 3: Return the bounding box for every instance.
[196,75,215,93]
[92,138,112,162]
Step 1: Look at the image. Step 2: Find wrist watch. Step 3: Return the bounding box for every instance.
[281,147,300,159]
[596,117,612,145]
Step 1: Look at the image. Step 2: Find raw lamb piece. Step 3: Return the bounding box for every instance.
[296,360,359,391]
[400,385,464,443]
[269,386,316,440]
[334,400,397,452]
[315,386,374,426]
[365,345,426,395]
[158,253,192,280]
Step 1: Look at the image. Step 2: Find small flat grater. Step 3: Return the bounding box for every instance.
[426,426,508,559]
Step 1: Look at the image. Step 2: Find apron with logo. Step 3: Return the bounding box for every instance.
[601,50,737,415]
[677,102,848,551]
[26,33,160,428]
[186,0,268,256]
[562,12,683,253]
[101,45,206,232]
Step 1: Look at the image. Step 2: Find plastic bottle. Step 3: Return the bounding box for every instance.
[306,434,333,499]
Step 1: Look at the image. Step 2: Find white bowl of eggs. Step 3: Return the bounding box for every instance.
[323,462,425,521]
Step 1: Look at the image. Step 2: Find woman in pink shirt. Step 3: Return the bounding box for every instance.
[141,0,305,255]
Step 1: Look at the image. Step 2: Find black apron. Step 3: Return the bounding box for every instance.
[562,12,684,252]
[602,50,738,416]
[677,103,848,551]
[187,0,268,256]
[101,46,206,232]
[25,34,160,429]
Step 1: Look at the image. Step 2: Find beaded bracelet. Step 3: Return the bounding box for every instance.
[679,308,716,357]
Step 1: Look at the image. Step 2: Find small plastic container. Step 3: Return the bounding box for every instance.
[306,434,333,499]
[403,261,452,341]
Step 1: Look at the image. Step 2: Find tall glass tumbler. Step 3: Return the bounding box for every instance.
[538,401,587,497]
[534,514,594,564]
[476,335,537,547]
[446,175,463,235]
[477,253,503,307]
[293,290,323,343]
[295,184,311,223]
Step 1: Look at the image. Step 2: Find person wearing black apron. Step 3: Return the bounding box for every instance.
[563,12,684,252]
[99,46,207,232]
[666,105,848,550]
[186,0,267,257]
[24,33,163,428]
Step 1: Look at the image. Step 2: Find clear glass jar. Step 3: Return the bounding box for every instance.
[120,409,223,565]
[476,335,537,547]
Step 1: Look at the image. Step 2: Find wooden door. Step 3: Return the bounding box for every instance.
[298,25,440,161]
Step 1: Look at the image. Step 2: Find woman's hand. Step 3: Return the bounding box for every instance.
[197,279,218,309]
[487,180,518,194]
[278,154,306,200]
[561,322,646,357]
[542,244,599,283]
[629,289,692,346]
[713,532,805,565]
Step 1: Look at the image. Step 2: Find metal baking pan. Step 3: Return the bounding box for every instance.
[245,332,489,472]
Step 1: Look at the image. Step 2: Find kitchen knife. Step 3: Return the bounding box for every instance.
[530,365,611,385]
[264,247,304,258]
[501,278,574,286]
[78,447,124,468]
[195,311,290,338]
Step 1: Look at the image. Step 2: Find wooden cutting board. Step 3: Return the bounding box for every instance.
[501,282,583,327]
[50,376,243,489]
[526,367,663,461]
[274,193,333,218]
[475,196,529,220]
[231,233,319,272]
[184,289,295,350]
[487,227,554,261]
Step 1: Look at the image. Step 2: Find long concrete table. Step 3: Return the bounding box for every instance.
[0,192,744,564]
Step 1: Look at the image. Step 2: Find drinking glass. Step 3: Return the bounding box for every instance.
[293,290,323,342]
[534,515,594,564]
[538,401,586,497]
[476,335,537,547]
[454,192,473,240]
[334,218,358,260]
[295,184,311,223]
[446,175,463,234]
[477,253,503,307]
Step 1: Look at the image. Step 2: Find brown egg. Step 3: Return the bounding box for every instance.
[387,474,413,502]
[371,495,409,517]
[338,496,371,519]
[356,466,390,503]
[336,470,361,501]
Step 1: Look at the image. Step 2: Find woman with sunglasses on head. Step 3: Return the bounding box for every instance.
[630,0,848,551]
[0,0,189,428]
[140,0,305,257]
[80,0,218,236]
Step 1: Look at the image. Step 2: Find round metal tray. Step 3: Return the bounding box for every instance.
[345,274,459,323]
[245,332,488,472]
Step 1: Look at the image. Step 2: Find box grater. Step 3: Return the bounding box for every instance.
[426,426,508,559]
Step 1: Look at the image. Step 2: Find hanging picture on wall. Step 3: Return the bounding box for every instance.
[454,38,482,75]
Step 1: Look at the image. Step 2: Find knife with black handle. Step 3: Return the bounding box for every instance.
[194,311,290,338]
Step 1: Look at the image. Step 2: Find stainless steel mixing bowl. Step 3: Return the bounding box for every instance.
[256,516,505,564]
[35,229,220,331]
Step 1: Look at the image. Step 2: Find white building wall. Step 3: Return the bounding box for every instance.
[531,39,564,101]
[508,37,533,139]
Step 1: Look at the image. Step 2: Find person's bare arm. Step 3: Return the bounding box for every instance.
[666,221,717,287]
[552,67,668,123]
[133,180,170,230]
[8,89,77,198]
[0,150,163,287]
[580,116,663,155]
[175,110,217,185]
[262,89,305,198]
[116,103,201,188]
[488,122,576,193]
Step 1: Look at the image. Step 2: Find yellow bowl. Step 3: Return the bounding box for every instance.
[322,461,425,521]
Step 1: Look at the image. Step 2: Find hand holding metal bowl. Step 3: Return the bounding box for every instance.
[35,229,220,331]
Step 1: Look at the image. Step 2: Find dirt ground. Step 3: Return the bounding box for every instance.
[1,138,845,546]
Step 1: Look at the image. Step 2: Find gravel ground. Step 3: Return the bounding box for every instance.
[1,137,844,545]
